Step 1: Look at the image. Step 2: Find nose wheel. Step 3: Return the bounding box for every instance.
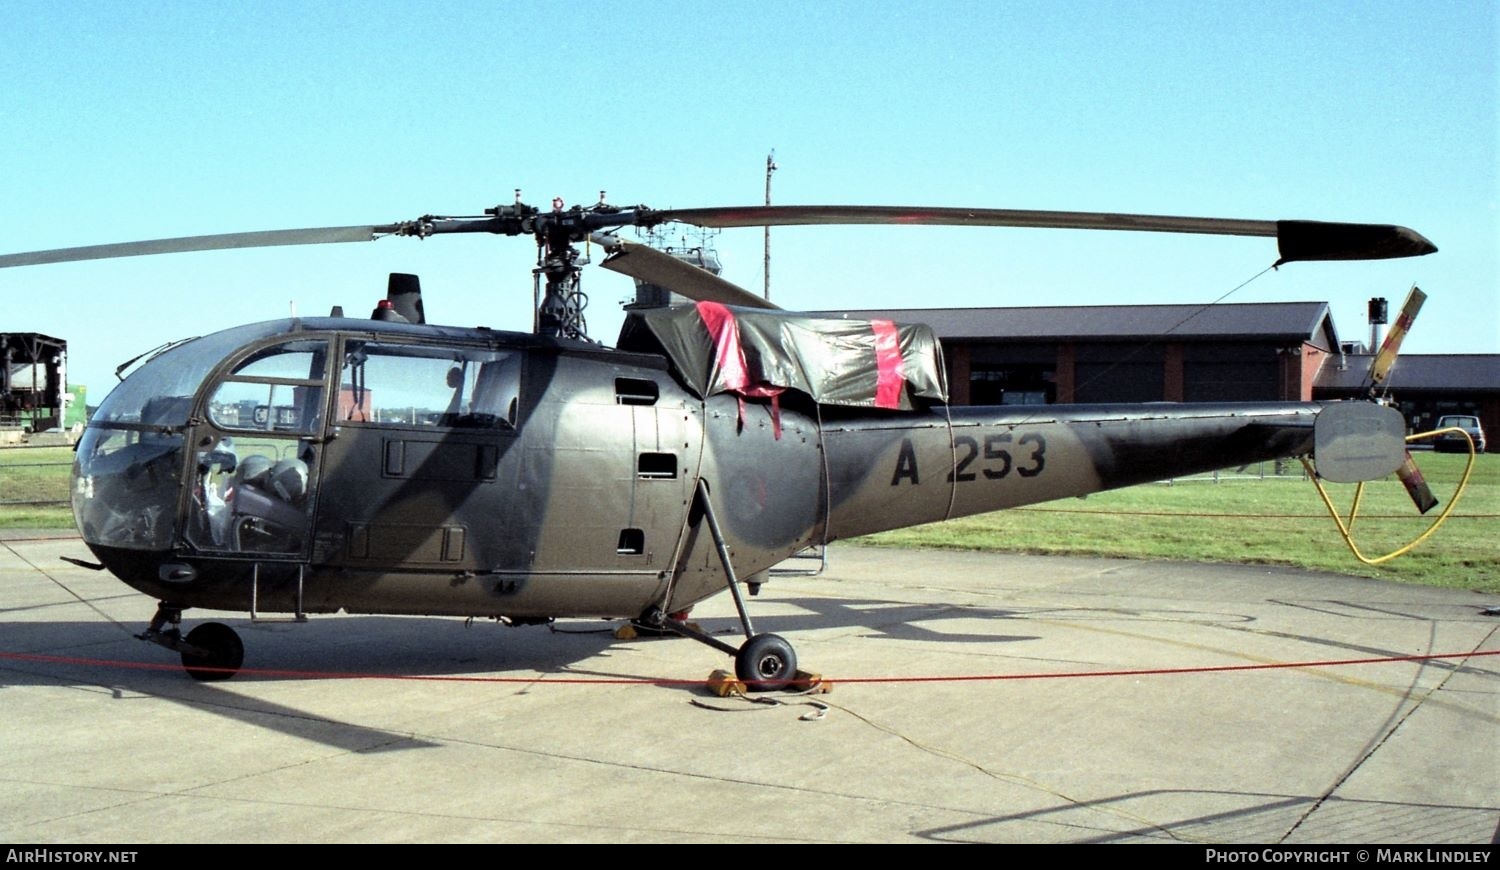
[138,604,246,681]
[180,622,245,681]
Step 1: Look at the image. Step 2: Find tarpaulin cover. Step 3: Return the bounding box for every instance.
[618,302,948,410]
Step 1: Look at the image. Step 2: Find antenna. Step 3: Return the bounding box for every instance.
[628,214,722,311]
[764,150,777,301]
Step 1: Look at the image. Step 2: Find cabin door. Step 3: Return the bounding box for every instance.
[182,337,330,561]
[311,340,525,571]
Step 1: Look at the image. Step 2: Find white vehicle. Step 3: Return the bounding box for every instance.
[1434,414,1486,453]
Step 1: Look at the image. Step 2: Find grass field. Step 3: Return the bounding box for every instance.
[0,446,74,528]
[2,445,1495,592]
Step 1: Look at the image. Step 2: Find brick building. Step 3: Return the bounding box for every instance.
[821,302,1497,440]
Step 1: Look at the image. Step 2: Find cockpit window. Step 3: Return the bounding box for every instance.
[90,322,289,427]
[339,342,521,429]
[73,321,312,553]
[207,339,328,435]
[230,344,325,380]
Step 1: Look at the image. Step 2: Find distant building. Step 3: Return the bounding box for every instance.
[1,332,72,432]
[818,302,1497,439]
[1316,354,1499,443]
[820,302,1340,405]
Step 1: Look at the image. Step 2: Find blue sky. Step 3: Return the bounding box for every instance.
[3,1,1494,393]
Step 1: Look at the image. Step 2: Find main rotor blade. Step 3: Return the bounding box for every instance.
[1274,221,1437,263]
[647,205,1277,236]
[0,225,401,269]
[594,235,779,310]
[639,206,1437,262]
[0,204,1437,270]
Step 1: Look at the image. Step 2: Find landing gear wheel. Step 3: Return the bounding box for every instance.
[181,622,244,681]
[735,633,797,692]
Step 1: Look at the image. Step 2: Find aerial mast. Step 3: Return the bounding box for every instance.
[763,150,777,302]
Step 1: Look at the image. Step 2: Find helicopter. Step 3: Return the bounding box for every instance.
[0,197,1439,689]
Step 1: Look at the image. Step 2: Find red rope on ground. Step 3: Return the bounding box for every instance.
[1,648,1493,685]
[1014,507,1499,519]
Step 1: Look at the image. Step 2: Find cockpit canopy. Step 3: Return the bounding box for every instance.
[73,319,526,554]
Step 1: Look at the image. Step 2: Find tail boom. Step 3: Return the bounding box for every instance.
[822,401,1394,540]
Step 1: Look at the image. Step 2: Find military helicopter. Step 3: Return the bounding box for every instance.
[0,197,1438,688]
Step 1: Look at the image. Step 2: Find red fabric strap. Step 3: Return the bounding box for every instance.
[697,301,785,439]
[871,319,907,409]
[696,301,749,390]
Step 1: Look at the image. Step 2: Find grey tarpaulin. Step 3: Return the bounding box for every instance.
[618,302,948,410]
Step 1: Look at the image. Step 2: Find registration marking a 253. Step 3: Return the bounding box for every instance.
[948,432,1046,482]
[889,433,1047,486]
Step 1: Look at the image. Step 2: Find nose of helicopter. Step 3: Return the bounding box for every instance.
[69,321,295,555]
[71,414,189,553]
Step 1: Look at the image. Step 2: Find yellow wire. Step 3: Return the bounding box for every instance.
[1302,427,1476,565]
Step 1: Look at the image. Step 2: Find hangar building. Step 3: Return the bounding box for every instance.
[820,302,1498,440]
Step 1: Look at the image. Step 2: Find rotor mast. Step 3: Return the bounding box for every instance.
[532,196,591,340]
[468,192,648,340]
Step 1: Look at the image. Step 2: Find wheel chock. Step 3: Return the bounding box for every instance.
[706,669,746,697]
[613,624,639,640]
[705,668,829,698]
[791,670,831,694]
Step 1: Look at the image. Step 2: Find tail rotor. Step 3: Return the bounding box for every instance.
[1366,287,1440,514]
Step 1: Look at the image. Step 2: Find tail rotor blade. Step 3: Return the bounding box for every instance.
[1370,286,1426,387]
[1395,452,1439,514]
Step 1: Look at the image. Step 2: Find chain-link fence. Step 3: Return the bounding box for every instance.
[1161,458,1310,484]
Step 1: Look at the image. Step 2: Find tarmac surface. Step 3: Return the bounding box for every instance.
[1,532,1496,844]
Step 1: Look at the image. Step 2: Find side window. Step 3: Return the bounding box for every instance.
[338,343,520,429]
[207,340,327,434]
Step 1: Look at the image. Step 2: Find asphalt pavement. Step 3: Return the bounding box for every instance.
[1,534,1495,844]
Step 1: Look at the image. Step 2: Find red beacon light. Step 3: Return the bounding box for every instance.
[369,298,408,323]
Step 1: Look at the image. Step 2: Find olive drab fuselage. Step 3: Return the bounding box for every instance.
[74,316,1325,624]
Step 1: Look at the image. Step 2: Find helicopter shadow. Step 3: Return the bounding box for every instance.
[759,587,1282,643]
[0,614,626,753]
[0,612,628,681]
[699,594,1045,646]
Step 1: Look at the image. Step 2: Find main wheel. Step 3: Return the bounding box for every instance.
[181,622,244,681]
[735,633,797,692]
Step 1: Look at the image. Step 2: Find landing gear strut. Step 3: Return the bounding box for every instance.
[139,603,245,681]
[640,607,800,692]
[644,481,803,691]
